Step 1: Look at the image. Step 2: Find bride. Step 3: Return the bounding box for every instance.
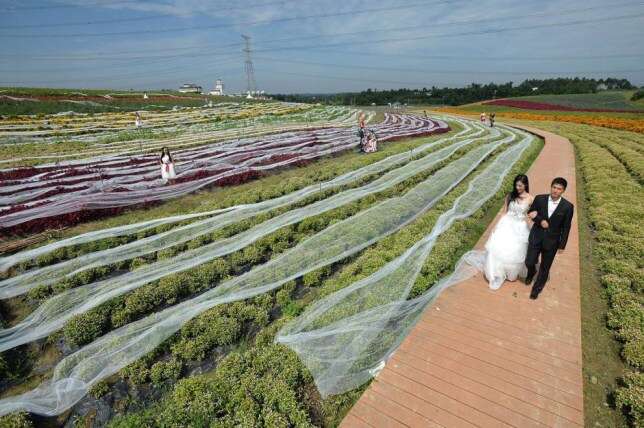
[482,174,533,290]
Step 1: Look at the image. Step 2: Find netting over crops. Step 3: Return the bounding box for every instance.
[0,118,477,299]
[276,135,532,397]
[0,120,503,351]
[0,104,354,154]
[0,117,534,417]
[0,113,447,233]
[0,117,473,273]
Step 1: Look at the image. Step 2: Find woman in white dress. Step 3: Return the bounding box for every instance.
[135,112,142,129]
[159,147,176,185]
[363,130,378,153]
[483,174,533,290]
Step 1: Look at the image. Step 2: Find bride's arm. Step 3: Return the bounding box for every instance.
[526,195,536,225]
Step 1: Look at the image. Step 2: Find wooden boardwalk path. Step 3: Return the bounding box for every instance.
[341,125,584,427]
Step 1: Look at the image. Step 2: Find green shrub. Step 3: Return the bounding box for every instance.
[156,247,179,260]
[0,412,33,428]
[276,281,296,307]
[63,308,110,347]
[120,360,150,386]
[26,284,52,301]
[302,267,331,288]
[0,354,8,380]
[111,345,314,427]
[282,301,304,318]
[615,371,644,427]
[35,252,58,267]
[89,380,110,399]
[150,358,183,386]
[171,312,241,361]
[128,257,149,271]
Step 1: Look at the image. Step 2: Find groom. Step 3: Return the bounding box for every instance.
[525,177,574,299]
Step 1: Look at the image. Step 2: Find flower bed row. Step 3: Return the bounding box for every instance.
[0,115,449,237]
[0,122,533,425]
[66,128,541,428]
[436,107,644,133]
[0,119,472,404]
[23,131,482,352]
[483,98,644,113]
[0,105,359,169]
[570,130,643,426]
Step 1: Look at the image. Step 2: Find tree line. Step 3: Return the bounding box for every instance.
[271,77,636,106]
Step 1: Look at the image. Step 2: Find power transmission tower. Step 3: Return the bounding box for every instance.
[242,34,257,96]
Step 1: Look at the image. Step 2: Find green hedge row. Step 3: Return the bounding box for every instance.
[585,127,644,185]
[0,411,33,428]
[571,129,643,425]
[22,162,404,303]
[61,139,486,348]
[110,341,316,428]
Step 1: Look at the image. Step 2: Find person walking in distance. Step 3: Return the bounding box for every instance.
[358,112,366,152]
[159,147,177,185]
[525,177,574,299]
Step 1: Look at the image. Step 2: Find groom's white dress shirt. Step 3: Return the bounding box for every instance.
[547,196,560,218]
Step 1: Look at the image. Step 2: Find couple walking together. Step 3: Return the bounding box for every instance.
[480,175,574,299]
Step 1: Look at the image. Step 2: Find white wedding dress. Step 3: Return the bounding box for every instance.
[482,198,531,290]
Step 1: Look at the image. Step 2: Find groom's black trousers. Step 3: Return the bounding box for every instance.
[525,243,557,290]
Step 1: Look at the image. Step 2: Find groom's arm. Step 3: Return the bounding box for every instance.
[528,196,543,224]
[559,203,574,250]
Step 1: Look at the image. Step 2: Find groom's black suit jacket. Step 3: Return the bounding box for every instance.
[528,194,574,251]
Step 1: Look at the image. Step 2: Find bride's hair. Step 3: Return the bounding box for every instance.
[160,147,173,162]
[508,174,529,206]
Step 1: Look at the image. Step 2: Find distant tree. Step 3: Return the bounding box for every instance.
[269,77,636,106]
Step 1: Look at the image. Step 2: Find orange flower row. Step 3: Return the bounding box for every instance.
[435,107,644,133]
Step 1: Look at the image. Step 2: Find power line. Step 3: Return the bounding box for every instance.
[249,12,644,54]
[3,10,643,75]
[311,49,644,62]
[6,0,634,29]
[264,69,437,87]
[0,53,243,74]
[0,0,307,27]
[3,1,641,58]
[2,0,143,12]
[0,0,462,37]
[0,56,243,85]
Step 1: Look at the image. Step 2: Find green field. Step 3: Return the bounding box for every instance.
[0,87,263,115]
[516,91,644,111]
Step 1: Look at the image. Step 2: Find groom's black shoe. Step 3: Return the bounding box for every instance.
[524,274,534,286]
[529,285,542,300]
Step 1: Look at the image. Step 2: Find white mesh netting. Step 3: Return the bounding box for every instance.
[0,124,511,352]
[276,135,532,397]
[0,119,534,417]
[0,118,477,298]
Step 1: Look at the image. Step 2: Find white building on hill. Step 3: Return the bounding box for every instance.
[209,79,224,96]
[179,83,203,93]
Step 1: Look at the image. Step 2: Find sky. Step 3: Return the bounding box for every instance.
[0,0,643,93]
